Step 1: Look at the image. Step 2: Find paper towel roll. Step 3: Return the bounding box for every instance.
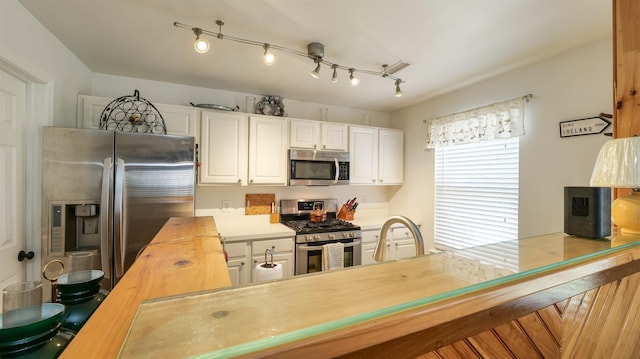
[255,262,283,282]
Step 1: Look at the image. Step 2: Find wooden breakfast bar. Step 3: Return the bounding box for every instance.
[59,217,232,358]
[62,217,640,358]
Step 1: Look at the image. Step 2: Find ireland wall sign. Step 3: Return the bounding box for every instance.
[559,115,611,138]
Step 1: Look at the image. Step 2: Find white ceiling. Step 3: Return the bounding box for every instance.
[18,0,611,112]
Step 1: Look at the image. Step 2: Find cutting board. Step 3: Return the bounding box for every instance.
[245,194,275,215]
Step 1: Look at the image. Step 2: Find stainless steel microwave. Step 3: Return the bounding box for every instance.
[289,149,349,186]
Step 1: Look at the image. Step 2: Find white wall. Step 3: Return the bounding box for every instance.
[1,0,94,280]
[1,0,93,128]
[391,37,613,245]
[89,73,391,127]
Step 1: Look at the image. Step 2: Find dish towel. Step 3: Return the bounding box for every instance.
[322,242,345,271]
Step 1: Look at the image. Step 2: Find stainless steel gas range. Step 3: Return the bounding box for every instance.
[280,198,362,275]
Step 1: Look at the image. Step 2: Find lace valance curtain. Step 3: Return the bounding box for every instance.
[425,95,529,148]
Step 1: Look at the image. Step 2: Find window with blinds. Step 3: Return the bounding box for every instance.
[434,137,519,269]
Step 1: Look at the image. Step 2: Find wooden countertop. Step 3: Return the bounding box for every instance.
[117,231,640,358]
[59,216,232,359]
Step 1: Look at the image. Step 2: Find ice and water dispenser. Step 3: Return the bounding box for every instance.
[48,202,101,262]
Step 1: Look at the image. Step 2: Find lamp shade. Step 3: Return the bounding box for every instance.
[590,137,640,188]
[590,136,640,234]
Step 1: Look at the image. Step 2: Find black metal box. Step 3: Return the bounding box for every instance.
[564,186,611,238]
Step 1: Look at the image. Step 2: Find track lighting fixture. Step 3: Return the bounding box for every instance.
[192,28,209,54]
[349,68,360,87]
[263,43,275,65]
[174,20,407,97]
[394,79,404,97]
[331,64,338,83]
[310,59,321,79]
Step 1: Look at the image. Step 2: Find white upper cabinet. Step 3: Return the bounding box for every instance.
[349,125,403,185]
[77,95,198,138]
[349,125,378,184]
[248,115,289,185]
[378,128,404,185]
[290,119,348,151]
[199,113,288,186]
[199,111,248,185]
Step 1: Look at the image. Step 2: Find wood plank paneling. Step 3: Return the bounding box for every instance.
[416,272,640,359]
[466,331,514,358]
[518,312,559,358]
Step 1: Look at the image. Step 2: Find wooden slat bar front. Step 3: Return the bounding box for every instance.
[60,216,232,359]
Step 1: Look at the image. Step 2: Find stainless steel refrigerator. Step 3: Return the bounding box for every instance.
[41,127,195,291]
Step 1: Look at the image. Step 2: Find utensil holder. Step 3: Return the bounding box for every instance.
[269,213,280,223]
[337,204,355,221]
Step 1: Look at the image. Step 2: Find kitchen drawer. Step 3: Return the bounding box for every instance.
[252,238,293,254]
[225,242,248,258]
[361,230,380,244]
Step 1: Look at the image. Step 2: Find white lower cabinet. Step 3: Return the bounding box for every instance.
[360,230,381,266]
[225,236,294,286]
[390,227,418,260]
[360,224,421,264]
[224,242,251,286]
[251,237,294,281]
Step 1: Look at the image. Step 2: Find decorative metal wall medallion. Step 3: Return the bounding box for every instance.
[99,90,167,134]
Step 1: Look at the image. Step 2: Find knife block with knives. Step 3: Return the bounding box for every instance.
[338,197,358,221]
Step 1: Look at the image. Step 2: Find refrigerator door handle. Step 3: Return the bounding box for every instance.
[114,158,126,279]
[100,157,113,279]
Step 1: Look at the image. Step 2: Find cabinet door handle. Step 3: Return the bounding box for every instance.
[240,262,245,266]
[237,178,242,183]
[250,179,254,183]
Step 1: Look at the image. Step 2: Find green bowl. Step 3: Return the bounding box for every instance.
[0,303,65,347]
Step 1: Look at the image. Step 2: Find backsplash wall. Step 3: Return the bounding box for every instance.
[195,184,392,213]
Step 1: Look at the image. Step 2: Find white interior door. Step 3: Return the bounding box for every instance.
[0,69,28,310]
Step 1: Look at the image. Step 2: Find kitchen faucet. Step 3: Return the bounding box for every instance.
[373,216,425,262]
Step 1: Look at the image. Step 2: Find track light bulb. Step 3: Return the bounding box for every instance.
[192,28,209,54]
[349,69,359,86]
[394,79,404,97]
[263,44,275,65]
[331,64,338,83]
[310,60,321,79]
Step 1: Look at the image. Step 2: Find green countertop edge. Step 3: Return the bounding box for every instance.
[187,239,640,359]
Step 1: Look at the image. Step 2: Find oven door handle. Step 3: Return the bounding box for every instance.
[298,240,361,251]
[334,158,339,184]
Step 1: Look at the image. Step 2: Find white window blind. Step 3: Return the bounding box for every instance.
[434,137,519,268]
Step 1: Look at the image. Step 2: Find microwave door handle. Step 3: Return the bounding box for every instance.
[298,240,361,251]
[334,158,339,183]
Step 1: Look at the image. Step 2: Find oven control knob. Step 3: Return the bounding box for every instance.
[314,235,321,241]
[328,233,335,240]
